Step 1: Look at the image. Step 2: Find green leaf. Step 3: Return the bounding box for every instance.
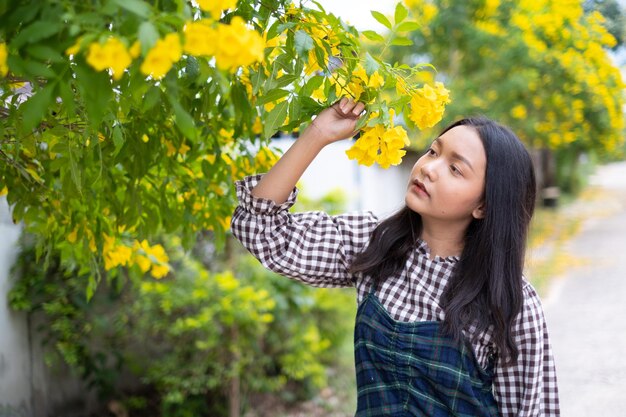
[74,62,113,128]
[23,60,56,78]
[256,89,290,106]
[11,20,62,48]
[112,125,125,157]
[391,37,414,46]
[58,81,76,117]
[274,74,299,89]
[264,100,289,139]
[364,53,381,75]
[371,11,392,30]
[20,83,55,131]
[394,3,408,24]
[289,99,302,124]
[295,30,314,55]
[138,21,159,53]
[362,30,385,43]
[110,0,151,18]
[142,86,161,112]
[168,98,197,140]
[27,45,64,63]
[396,21,420,33]
[266,19,282,41]
[301,75,325,97]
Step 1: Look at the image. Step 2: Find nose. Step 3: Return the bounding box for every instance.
[420,160,438,182]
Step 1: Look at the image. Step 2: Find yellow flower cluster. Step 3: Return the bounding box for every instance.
[510,0,625,152]
[408,82,451,130]
[183,17,264,71]
[0,43,8,76]
[86,37,132,80]
[222,146,280,180]
[102,235,170,278]
[140,33,182,79]
[346,124,410,169]
[195,0,237,18]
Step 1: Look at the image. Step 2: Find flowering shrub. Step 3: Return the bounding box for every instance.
[401,0,625,157]
[0,1,449,293]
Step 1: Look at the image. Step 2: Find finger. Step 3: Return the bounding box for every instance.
[352,102,366,117]
[337,97,349,113]
[342,98,358,115]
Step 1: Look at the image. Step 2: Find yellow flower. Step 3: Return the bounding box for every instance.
[311,84,326,102]
[103,234,133,270]
[214,17,265,71]
[179,142,190,155]
[1,43,9,76]
[134,254,151,273]
[353,65,368,82]
[65,37,82,56]
[163,33,182,62]
[347,79,365,100]
[0,186,7,196]
[196,0,237,18]
[67,227,79,244]
[378,126,409,168]
[150,264,170,279]
[408,82,450,129]
[252,116,263,135]
[142,134,150,143]
[345,125,385,167]
[183,20,217,56]
[86,37,132,80]
[346,124,410,168]
[368,71,384,89]
[510,104,527,119]
[305,48,324,75]
[140,33,182,79]
[129,40,141,58]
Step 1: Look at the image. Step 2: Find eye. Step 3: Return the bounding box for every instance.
[450,164,462,176]
[426,148,437,156]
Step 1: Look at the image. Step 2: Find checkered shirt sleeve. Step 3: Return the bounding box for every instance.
[230,175,379,287]
[493,281,560,416]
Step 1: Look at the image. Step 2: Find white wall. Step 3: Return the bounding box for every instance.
[0,197,30,416]
[0,198,92,417]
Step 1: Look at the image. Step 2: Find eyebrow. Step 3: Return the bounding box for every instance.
[433,137,475,173]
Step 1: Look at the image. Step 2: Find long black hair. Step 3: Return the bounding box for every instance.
[350,117,536,364]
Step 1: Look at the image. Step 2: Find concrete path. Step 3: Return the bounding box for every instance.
[543,162,626,416]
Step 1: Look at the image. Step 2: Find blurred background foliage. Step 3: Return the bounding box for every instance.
[391,0,625,193]
[9,188,357,416]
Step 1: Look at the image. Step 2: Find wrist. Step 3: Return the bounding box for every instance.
[302,122,332,147]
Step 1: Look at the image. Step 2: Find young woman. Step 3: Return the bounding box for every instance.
[231,98,560,416]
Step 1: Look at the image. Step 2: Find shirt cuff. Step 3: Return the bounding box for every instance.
[235,174,299,214]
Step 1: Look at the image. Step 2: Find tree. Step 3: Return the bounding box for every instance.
[0,0,449,295]
[399,0,625,191]
[584,0,626,49]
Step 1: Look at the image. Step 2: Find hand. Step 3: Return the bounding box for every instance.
[307,98,366,145]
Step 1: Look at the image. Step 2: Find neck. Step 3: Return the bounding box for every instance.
[420,218,470,259]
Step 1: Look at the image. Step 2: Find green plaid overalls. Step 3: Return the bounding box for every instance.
[354,282,502,417]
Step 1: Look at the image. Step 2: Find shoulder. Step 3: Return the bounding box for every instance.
[513,277,547,338]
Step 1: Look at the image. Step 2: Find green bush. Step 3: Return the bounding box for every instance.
[10,232,356,416]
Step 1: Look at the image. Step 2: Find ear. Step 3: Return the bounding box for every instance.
[472,202,486,219]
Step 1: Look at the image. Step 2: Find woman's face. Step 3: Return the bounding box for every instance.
[406,125,487,224]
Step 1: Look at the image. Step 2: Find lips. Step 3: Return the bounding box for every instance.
[412,178,430,197]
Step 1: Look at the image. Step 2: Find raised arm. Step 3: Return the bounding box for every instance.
[251,97,365,204]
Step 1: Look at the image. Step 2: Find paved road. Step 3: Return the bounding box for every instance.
[543,162,626,416]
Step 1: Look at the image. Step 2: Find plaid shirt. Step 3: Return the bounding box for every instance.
[231,175,560,417]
